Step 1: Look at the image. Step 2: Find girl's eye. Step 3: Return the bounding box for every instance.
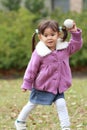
[44,35,48,37]
[51,34,55,36]
[44,34,55,37]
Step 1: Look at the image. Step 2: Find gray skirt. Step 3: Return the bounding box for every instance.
[30,88,64,105]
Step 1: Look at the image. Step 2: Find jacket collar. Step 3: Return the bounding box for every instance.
[36,38,69,56]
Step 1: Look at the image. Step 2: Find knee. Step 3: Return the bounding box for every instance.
[27,101,37,109]
[55,98,66,110]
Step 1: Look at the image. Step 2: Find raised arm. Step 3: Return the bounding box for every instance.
[66,22,83,55]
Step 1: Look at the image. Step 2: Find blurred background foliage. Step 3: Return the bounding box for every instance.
[0,0,87,72]
[0,8,35,69]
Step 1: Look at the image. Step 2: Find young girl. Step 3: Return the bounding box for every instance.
[15,19,83,130]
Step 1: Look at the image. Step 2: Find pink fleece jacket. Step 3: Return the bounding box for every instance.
[21,29,83,94]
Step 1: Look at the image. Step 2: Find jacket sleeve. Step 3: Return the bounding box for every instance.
[67,29,83,55]
[21,50,41,90]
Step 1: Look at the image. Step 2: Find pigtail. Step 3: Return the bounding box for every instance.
[62,26,68,41]
[59,26,68,41]
[32,32,37,52]
[32,29,39,52]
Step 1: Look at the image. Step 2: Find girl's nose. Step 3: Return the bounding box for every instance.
[47,35,52,39]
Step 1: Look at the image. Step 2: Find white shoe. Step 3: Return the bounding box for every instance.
[15,120,27,130]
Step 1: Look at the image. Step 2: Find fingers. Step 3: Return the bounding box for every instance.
[63,19,77,32]
[68,23,77,32]
[22,89,27,92]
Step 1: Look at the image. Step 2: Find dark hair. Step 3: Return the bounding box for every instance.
[32,20,68,52]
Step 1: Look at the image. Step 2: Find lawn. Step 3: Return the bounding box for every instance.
[0,77,87,130]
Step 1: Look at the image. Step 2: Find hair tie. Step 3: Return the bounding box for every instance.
[35,29,39,34]
[59,26,62,32]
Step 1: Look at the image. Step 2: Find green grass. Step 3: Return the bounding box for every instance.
[0,77,87,130]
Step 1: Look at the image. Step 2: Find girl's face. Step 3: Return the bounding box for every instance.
[38,28,59,50]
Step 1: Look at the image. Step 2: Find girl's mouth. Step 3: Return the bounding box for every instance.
[47,41,53,44]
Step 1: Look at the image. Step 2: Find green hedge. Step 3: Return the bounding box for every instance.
[0,8,36,69]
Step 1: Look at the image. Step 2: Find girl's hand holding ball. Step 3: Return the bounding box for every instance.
[64,19,77,32]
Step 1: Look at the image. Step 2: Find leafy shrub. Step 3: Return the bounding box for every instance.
[1,0,21,11]
[0,8,36,69]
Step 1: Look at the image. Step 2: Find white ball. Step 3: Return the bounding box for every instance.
[64,19,74,28]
